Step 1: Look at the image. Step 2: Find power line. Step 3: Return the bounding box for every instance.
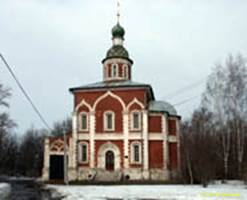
[163,77,207,99]
[173,94,201,107]
[0,53,51,130]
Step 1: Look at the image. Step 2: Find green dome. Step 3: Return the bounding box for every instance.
[106,45,129,58]
[112,23,125,38]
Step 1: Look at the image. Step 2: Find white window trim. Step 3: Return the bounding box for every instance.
[123,64,129,79]
[111,63,118,78]
[130,110,142,131]
[104,110,115,131]
[78,142,89,164]
[130,141,142,164]
[78,112,89,131]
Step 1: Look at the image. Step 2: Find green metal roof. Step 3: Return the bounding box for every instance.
[69,80,155,100]
[149,100,178,116]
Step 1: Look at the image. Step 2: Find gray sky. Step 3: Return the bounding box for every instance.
[1,0,247,134]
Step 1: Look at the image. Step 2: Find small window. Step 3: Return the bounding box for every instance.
[123,64,128,78]
[131,142,141,164]
[104,111,115,131]
[131,111,141,130]
[79,112,88,131]
[79,143,88,163]
[134,144,140,162]
[111,64,118,77]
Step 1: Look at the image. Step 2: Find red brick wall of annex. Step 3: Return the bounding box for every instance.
[94,140,124,168]
[168,119,177,136]
[148,115,162,133]
[149,141,163,169]
[169,142,178,170]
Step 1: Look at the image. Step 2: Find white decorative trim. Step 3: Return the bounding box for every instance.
[50,138,64,152]
[78,142,89,164]
[78,133,164,141]
[78,112,89,131]
[89,112,95,168]
[127,98,145,110]
[111,63,118,78]
[130,110,142,131]
[93,91,126,111]
[130,141,142,164]
[168,135,178,142]
[103,110,115,131]
[123,64,129,79]
[142,110,149,171]
[104,58,132,66]
[97,142,121,170]
[75,99,93,113]
[123,112,129,168]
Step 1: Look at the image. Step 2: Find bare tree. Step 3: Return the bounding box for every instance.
[202,54,247,180]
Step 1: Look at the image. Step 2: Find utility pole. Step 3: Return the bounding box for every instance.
[63,128,69,185]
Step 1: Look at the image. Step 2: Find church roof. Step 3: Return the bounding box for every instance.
[69,80,155,99]
[148,100,178,116]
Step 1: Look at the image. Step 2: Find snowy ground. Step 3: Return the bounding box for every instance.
[0,183,10,199]
[48,181,247,200]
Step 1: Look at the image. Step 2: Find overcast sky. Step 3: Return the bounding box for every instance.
[1,0,247,134]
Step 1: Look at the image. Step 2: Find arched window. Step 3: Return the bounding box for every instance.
[123,64,128,79]
[104,111,115,131]
[131,142,142,164]
[78,112,88,131]
[111,64,118,77]
[130,111,141,131]
[78,142,88,163]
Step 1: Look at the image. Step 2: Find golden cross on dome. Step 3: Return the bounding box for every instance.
[117,0,121,23]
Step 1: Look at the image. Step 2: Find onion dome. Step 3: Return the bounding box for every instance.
[112,23,125,38]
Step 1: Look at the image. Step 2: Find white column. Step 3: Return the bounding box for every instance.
[162,114,169,170]
[42,138,50,180]
[71,112,78,168]
[142,110,149,172]
[44,138,50,168]
[123,110,129,168]
[89,111,95,168]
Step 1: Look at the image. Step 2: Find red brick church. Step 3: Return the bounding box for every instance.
[42,21,181,182]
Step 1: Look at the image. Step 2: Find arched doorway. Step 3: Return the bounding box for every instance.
[105,150,114,171]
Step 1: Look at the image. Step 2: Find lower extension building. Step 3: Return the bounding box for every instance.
[42,21,181,182]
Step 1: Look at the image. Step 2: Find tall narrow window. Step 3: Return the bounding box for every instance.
[111,64,117,77]
[79,112,88,131]
[131,142,141,164]
[134,144,140,162]
[104,111,115,131]
[78,143,88,163]
[123,64,128,79]
[131,111,141,130]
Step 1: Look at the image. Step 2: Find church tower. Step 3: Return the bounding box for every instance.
[102,23,133,82]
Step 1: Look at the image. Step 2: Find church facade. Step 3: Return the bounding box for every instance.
[42,22,181,182]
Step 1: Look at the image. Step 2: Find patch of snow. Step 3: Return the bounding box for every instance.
[0,183,10,200]
[48,182,247,200]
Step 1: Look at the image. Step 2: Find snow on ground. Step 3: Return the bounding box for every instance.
[0,183,10,199]
[48,181,247,200]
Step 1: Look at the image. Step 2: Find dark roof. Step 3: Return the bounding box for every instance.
[102,45,133,64]
[69,80,155,100]
[149,100,178,116]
